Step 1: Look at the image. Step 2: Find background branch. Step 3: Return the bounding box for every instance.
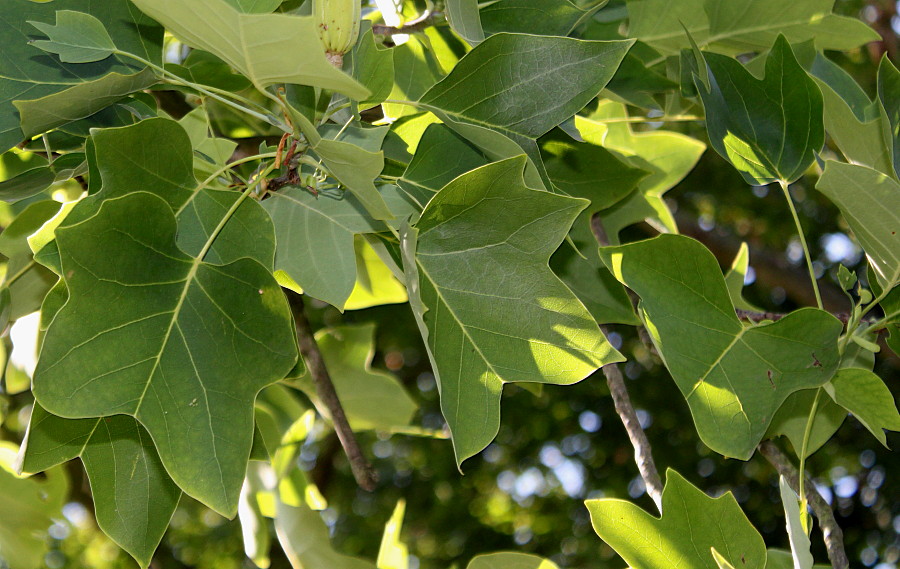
[758,440,849,569]
[287,291,378,491]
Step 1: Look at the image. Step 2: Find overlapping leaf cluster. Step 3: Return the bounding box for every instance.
[0,0,897,568]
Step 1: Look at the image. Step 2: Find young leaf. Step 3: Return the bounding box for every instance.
[19,404,180,568]
[29,10,116,64]
[401,157,623,465]
[377,500,409,569]
[0,0,163,151]
[467,552,560,569]
[826,368,900,446]
[599,234,843,459]
[33,193,298,517]
[130,0,368,98]
[692,35,824,185]
[586,469,766,569]
[446,0,484,46]
[816,161,900,290]
[779,477,814,569]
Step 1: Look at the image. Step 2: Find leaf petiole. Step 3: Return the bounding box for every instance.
[779,180,823,310]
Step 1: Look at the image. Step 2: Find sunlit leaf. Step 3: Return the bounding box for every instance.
[826,368,900,446]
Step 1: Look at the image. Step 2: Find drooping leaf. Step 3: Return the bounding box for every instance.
[0,153,85,203]
[29,10,116,64]
[816,162,900,290]
[446,0,484,46]
[0,443,68,569]
[586,469,766,569]
[479,0,589,37]
[779,477,814,569]
[294,324,418,431]
[582,100,706,242]
[826,368,900,446]
[467,552,560,569]
[275,499,376,569]
[419,33,634,178]
[32,192,298,517]
[692,35,824,185]
[764,389,846,458]
[401,157,623,465]
[878,56,900,178]
[626,0,879,56]
[130,0,368,98]
[599,234,843,459]
[262,186,386,309]
[0,0,163,151]
[19,404,181,568]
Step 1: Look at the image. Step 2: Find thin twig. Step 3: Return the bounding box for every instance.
[287,292,378,491]
[590,214,664,512]
[758,441,849,569]
[371,12,440,35]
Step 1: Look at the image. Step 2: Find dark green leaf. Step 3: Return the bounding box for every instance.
[29,10,116,64]
[877,56,900,179]
[479,0,587,37]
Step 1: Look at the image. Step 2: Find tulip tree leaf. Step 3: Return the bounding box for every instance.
[816,162,900,290]
[419,34,634,175]
[586,469,766,569]
[580,101,706,243]
[0,0,162,151]
[825,368,900,446]
[344,237,408,311]
[293,324,418,431]
[32,192,298,518]
[779,477,814,569]
[130,0,368,98]
[446,0,484,46]
[262,187,386,310]
[19,404,180,569]
[401,157,623,465]
[275,499,376,569]
[29,10,116,64]
[599,234,843,459]
[467,552,560,569]
[691,35,824,185]
[764,389,846,458]
[0,153,86,203]
[627,0,879,56]
[479,0,587,37]
[878,56,900,178]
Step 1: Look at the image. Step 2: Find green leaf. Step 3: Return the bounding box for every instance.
[816,162,900,290]
[401,157,623,465]
[352,24,395,111]
[382,36,445,121]
[0,443,68,569]
[826,368,900,446]
[32,192,298,517]
[29,10,116,64]
[878,56,900,178]
[345,236,409,311]
[627,0,879,56]
[377,500,409,569]
[479,0,589,37]
[275,499,376,569]
[765,389,846,458]
[467,552,560,569]
[599,234,843,459]
[0,200,61,322]
[262,187,385,309]
[724,243,763,312]
[446,0,484,46]
[0,0,163,150]
[222,0,283,12]
[543,141,647,210]
[779,477,814,569]
[130,0,368,98]
[19,404,180,568]
[419,34,634,178]
[692,35,824,185]
[586,469,766,569]
[582,100,705,243]
[296,324,418,431]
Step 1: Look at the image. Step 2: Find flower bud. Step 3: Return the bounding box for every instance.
[313,0,361,68]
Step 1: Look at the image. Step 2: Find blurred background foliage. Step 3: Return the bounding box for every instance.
[0,0,897,568]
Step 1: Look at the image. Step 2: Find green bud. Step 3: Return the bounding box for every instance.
[313,0,361,68]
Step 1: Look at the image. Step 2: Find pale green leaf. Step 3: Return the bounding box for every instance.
[29,10,116,64]
[779,477,814,569]
[0,0,162,150]
[0,443,68,569]
[33,191,298,517]
[382,36,445,121]
[222,0,282,12]
[0,153,83,203]
[582,100,706,243]
[826,368,900,446]
[692,35,824,185]
[296,324,418,431]
[239,464,272,569]
[724,243,764,312]
[765,389,846,458]
[377,500,409,569]
[19,404,180,568]
[467,552,560,569]
[401,157,622,465]
[130,0,368,98]
[0,200,61,322]
[275,499,376,569]
[586,469,766,569]
[345,236,408,310]
[599,235,843,459]
[352,24,395,111]
[816,162,900,290]
[446,0,484,46]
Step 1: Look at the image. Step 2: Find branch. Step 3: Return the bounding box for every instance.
[758,441,849,569]
[371,12,440,36]
[591,214,664,512]
[287,292,378,491]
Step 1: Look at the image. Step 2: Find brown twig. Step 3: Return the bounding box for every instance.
[287,292,378,491]
[371,12,440,36]
[590,214,664,511]
[758,440,849,569]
